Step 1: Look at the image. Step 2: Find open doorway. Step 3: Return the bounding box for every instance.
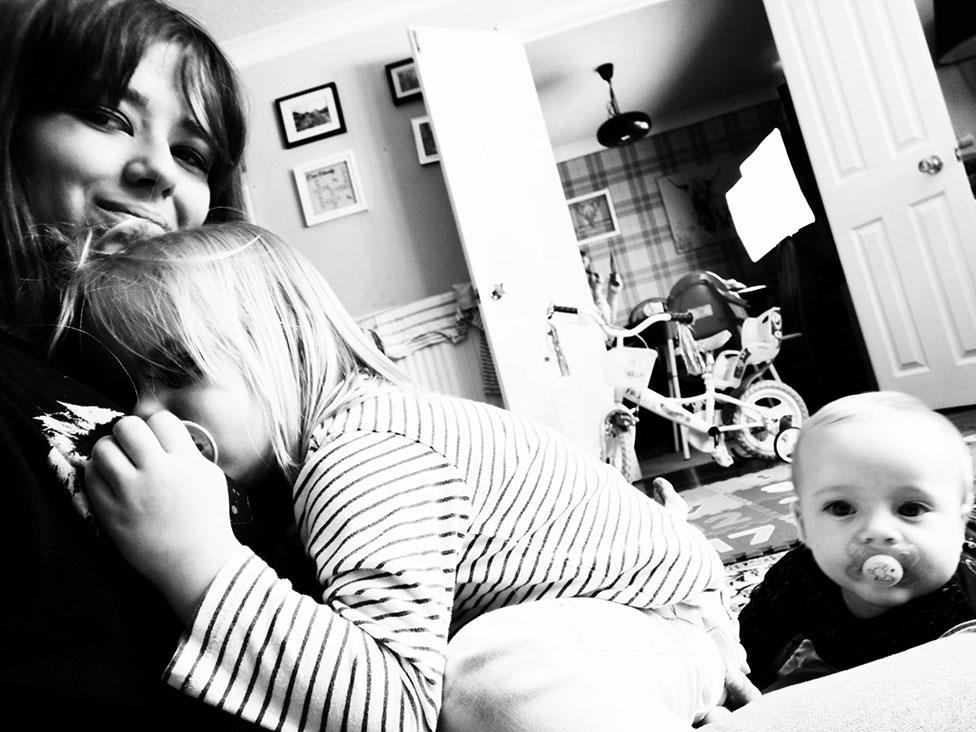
[520,0,874,464]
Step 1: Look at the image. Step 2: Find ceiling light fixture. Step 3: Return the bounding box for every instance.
[595,62,651,148]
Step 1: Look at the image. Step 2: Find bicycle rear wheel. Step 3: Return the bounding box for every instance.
[729,380,808,458]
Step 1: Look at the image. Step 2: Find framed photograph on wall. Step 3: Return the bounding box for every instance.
[292,150,367,226]
[275,82,346,148]
[411,116,439,165]
[658,159,741,252]
[385,58,423,106]
[567,189,620,243]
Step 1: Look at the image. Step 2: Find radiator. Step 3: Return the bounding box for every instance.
[398,334,488,402]
[358,292,500,404]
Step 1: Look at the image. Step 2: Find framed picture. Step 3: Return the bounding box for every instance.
[658,157,742,252]
[567,189,620,243]
[275,82,346,148]
[385,58,423,106]
[411,116,439,165]
[292,150,367,226]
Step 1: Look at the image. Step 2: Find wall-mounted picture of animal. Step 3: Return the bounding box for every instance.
[567,188,620,244]
[658,157,744,252]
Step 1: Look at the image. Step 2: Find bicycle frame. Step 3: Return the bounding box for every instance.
[621,368,782,468]
[548,303,797,467]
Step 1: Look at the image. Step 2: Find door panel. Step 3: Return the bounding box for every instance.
[410,26,613,453]
[765,0,976,407]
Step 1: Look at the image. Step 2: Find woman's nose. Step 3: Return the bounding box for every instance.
[123,140,177,197]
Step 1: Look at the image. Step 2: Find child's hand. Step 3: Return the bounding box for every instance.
[695,669,761,726]
[85,411,242,623]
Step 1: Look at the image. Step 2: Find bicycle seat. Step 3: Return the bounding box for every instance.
[667,271,747,350]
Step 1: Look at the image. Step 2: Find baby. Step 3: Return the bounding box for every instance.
[738,391,976,690]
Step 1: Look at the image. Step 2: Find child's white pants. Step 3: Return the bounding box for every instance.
[438,597,726,731]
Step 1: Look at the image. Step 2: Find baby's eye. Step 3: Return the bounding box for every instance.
[823,501,855,517]
[897,501,930,518]
[72,105,133,135]
[142,348,203,389]
[148,366,196,390]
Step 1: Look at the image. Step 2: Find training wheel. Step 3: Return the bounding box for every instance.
[774,426,801,463]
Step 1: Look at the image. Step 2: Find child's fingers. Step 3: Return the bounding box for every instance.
[144,410,198,455]
[111,415,164,467]
[722,668,761,709]
[696,705,732,726]
[84,454,120,511]
[89,433,137,488]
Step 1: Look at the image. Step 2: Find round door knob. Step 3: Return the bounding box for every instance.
[918,155,944,174]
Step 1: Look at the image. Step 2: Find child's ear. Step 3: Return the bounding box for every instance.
[791,500,807,544]
[961,487,974,522]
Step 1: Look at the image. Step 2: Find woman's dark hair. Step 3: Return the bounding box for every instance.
[0,0,248,331]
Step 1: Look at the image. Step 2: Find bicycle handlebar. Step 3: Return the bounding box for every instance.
[549,305,580,316]
[548,303,694,340]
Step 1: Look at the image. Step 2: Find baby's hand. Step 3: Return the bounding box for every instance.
[86,412,241,623]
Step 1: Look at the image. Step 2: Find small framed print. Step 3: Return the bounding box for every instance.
[292,150,367,226]
[567,189,620,243]
[275,82,346,148]
[411,116,439,165]
[385,58,423,106]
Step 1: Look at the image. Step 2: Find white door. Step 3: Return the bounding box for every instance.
[764,0,976,408]
[409,26,613,453]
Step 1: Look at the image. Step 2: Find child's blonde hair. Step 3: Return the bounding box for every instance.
[61,221,407,478]
[792,390,974,499]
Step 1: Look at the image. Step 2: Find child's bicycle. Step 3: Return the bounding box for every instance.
[547,298,807,468]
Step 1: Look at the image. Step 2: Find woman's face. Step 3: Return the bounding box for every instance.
[16,42,214,235]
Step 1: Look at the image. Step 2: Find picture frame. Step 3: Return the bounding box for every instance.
[292,150,367,226]
[275,82,346,148]
[658,157,742,252]
[385,58,423,106]
[411,116,440,165]
[567,189,620,243]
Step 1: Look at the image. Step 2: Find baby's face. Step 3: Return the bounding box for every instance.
[117,349,277,489]
[793,417,971,618]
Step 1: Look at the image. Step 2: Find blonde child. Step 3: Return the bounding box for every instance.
[63,222,752,731]
[738,391,976,690]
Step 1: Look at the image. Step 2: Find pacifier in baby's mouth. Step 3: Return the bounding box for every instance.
[847,541,920,587]
[182,420,218,463]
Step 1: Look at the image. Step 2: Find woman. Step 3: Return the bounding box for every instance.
[0,1,262,727]
[0,0,246,337]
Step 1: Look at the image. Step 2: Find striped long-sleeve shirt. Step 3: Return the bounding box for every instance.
[164,385,729,731]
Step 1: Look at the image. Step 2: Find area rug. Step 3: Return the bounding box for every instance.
[679,462,800,564]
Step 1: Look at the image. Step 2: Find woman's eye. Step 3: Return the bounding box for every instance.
[898,501,930,518]
[823,501,854,517]
[173,144,213,175]
[73,106,133,135]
